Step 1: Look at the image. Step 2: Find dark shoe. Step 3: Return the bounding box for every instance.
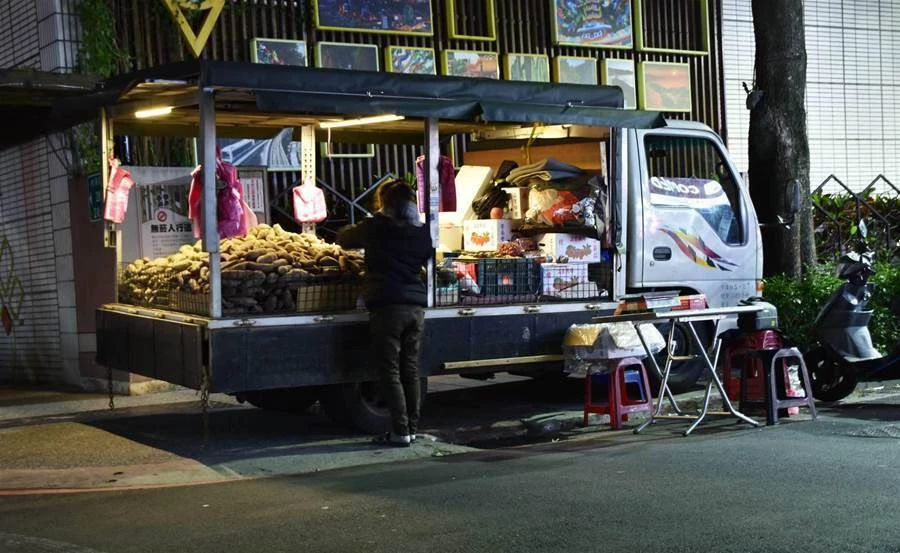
[372,432,411,447]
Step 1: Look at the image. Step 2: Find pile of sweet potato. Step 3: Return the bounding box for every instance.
[119,224,365,315]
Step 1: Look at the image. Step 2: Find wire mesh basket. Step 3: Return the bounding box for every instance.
[296,276,364,313]
[168,290,210,316]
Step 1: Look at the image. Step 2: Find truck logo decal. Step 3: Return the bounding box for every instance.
[660,227,737,271]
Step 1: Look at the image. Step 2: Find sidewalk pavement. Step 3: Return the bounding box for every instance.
[1,376,896,493]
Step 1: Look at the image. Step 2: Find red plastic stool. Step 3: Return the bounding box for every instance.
[583,357,654,430]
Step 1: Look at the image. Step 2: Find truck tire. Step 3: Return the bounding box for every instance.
[647,321,708,394]
[806,347,857,402]
[320,378,428,434]
[237,387,319,414]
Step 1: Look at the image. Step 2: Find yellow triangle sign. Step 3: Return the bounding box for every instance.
[162,0,225,58]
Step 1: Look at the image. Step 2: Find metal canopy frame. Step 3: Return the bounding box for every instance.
[89,60,665,320]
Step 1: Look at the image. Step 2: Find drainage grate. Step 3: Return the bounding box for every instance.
[847,424,900,439]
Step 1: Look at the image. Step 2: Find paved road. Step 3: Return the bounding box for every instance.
[2,385,900,553]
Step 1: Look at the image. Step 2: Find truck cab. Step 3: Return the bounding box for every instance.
[626,121,761,307]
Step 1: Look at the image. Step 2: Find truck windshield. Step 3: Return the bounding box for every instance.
[644,135,743,245]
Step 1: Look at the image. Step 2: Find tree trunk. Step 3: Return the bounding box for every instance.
[748,0,815,276]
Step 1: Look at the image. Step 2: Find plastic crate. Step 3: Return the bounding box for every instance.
[475,258,541,297]
[587,262,612,286]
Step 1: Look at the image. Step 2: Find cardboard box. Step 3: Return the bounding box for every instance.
[502,187,529,219]
[541,263,598,299]
[439,222,463,252]
[537,233,603,262]
[463,219,513,252]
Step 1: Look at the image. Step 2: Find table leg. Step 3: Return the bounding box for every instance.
[634,323,683,414]
[635,323,679,434]
[683,322,759,435]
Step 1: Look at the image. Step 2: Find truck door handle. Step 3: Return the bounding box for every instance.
[653,247,672,261]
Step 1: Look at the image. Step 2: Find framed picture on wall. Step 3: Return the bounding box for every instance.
[601,58,637,109]
[446,0,497,40]
[553,56,598,85]
[637,61,692,112]
[250,38,308,66]
[550,0,634,49]
[316,42,380,71]
[385,46,437,74]
[634,0,710,55]
[217,128,301,172]
[442,50,500,79]
[505,54,551,82]
[312,0,434,36]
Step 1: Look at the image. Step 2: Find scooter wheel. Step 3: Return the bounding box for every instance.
[805,347,857,402]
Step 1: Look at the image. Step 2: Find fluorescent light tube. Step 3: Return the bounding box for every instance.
[134,106,174,119]
[319,114,405,129]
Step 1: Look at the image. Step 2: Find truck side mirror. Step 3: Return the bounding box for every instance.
[785,179,801,215]
[773,179,801,227]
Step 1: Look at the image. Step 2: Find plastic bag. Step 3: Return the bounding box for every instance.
[562,323,665,377]
[103,159,134,224]
[188,159,249,239]
[293,183,327,223]
[416,155,457,213]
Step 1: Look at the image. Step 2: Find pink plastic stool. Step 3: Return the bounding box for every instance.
[583,357,654,430]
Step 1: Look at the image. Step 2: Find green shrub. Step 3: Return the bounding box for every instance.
[869,258,900,354]
[762,264,840,347]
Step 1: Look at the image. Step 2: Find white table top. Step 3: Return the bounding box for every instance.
[592,304,765,325]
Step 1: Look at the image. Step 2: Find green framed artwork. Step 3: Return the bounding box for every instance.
[250,38,308,66]
[446,0,497,40]
[601,58,637,109]
[312,0,434,36]
[385,46,436,74]
[553,56,598,85]
[320,142,376,159]
[316,42,379,71]
[633,0,709,55]
[505,54,550,82]
[442,50,500,79]
[637,61,692,112]
[550,0,633,49]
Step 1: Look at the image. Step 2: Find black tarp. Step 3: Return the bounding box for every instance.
[205,61,665,128]
[3,60,665,150]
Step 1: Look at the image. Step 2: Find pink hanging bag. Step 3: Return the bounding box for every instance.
[103,158,134,224]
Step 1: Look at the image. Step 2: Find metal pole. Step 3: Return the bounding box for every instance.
[100,108,122,301]
[300,125,317,234]
[199,87,221,319]
[424,118,441,308]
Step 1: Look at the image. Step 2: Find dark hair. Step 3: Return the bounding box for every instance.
[376,179,415,212]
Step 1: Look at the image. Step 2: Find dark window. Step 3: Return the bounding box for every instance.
[644,135,743,245]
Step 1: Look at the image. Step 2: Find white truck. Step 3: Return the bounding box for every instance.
[88,60,771,433]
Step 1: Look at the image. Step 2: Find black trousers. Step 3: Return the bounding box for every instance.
[369,304,425,436]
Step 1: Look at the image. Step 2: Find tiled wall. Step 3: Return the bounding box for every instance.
[0,0,79,386]
[722,0,899,194]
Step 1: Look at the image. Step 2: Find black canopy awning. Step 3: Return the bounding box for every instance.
[3,60,665,150]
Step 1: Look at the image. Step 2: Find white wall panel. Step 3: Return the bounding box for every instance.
[723,0,899,194]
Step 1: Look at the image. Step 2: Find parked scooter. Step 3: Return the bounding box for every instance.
[805,226,900,401]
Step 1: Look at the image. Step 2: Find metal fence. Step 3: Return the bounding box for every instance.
[811,174,900,258]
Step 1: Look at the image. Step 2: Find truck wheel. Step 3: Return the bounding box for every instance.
[648,321,708,394]
[320,378,428,434]
[806,347,857,402]
[237,387,319,413]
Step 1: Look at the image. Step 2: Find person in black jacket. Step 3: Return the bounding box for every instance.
[337,180,433,446]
